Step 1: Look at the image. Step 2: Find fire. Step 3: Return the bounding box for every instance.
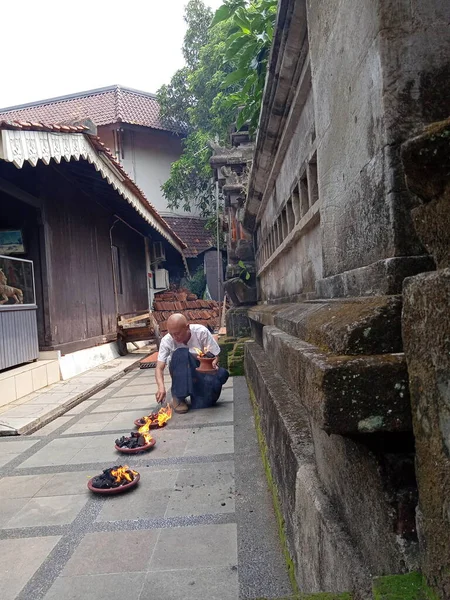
[110,465,138,484]
[157,404,172,427]
[193,346,210,357]
[138,405,173,430]
[138,417,154,445]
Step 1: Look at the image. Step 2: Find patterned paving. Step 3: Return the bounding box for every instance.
[0,371,292,599]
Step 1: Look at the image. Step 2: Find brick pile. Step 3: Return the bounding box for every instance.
[153,289,221,335]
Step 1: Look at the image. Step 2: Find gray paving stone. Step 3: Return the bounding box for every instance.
[184,425,234,456]
[43,572,146,600]
[63,421,109,435]
[0,473,54,498]
[18,446,82,468]
[171,402,233,426]
[166,461,235,518]
[96,469,178,522]
[113,386,153,398]
[31,416,74,436]
[0,497,29,526]
[141,566,239,600]
[4,494,88,528]
[0,536,61,599]
[35,471,93,497]
[0,452,20,467]
[149,523,237,571]
[0,439,39,453]
[66,446,123,466]
[65,400,97,415]
[62,530,159,576]
[91,402,131,413]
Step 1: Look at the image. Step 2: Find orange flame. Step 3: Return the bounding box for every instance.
[157,404,172,427]
[138,405,173,430]
[110,465,138,484]
[138,417,154,445]
[193,346,210,357]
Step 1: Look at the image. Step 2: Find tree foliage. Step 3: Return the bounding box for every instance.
[157,0,277,217]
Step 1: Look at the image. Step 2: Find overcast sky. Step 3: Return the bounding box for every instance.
[0,0,224,109]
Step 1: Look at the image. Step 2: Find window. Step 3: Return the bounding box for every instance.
[292,183,301,223]
[300,174,309,217]
[307,153,319,206]
[111,245,123,295]
[286,198,295,233]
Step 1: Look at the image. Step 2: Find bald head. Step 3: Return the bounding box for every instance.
[167,313,191,344]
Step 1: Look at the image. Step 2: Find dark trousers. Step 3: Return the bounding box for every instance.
[169,348,229,409]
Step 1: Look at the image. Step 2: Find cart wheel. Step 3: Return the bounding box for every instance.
[117,337,128,356]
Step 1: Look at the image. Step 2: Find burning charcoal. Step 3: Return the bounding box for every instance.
[91,465,137,489]
[204,351,215,358]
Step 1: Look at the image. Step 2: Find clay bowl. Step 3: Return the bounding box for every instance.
[87,472,140,495]
[115,438,156,454]
[134,418,166,429]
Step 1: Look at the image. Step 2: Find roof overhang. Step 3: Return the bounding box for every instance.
[0,126,186,254]
[243,0,309,231]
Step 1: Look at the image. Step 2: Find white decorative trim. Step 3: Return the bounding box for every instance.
[0,129,183,253]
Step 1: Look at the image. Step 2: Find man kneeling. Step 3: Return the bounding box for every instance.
[155,313,229,414]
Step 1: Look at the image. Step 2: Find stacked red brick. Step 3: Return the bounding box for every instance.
[153,289,221,336]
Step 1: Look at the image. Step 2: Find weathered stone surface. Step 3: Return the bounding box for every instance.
[402,120,450,270]
[402,269,450,598]
[225,307,251,338]
[235,240,254,261]
[315,256,435,299]
[312,423,419,575]
[249,296,403,355]
[262,325,411,434]
[245,341,372,598]
[224,277,257,306]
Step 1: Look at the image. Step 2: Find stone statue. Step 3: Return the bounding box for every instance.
[0,268,23,304]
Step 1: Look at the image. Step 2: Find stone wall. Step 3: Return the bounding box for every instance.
[307,0,450,295]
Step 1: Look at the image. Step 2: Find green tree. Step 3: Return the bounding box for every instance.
[157,0,277,217]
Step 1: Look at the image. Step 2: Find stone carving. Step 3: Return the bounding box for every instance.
[210,130,256,309]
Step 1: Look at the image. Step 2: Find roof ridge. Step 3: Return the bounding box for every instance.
[0,84,159,114]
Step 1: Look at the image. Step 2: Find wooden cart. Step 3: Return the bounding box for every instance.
[116,310,160,356]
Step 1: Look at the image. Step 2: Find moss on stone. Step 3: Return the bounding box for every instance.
[246,379,299,595]
[372,572,440,600]
[218,336,238,370]
[226,337,251,375]
[254,595,352,600]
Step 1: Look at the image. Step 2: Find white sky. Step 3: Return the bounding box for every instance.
[0,0,224,109]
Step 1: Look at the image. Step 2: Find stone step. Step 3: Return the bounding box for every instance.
[248,296,403,356]
[261,325,411,435]
[245,340,372,598]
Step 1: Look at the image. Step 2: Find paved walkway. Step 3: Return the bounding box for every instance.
[0,353,144,436]
[0,368,292,599]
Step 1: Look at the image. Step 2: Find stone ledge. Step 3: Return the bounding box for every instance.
[316,256,435,299]
[248,296,403,355]
[262,326,411,435]
[245,341,371,597]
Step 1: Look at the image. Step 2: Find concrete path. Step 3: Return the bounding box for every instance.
[0,353,144,436]
[0,368,293,599]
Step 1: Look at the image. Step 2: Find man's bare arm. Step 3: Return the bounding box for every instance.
[155,361,167,403]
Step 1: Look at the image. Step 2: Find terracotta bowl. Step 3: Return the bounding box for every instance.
[115,438,156,454]
[87,472,140,495]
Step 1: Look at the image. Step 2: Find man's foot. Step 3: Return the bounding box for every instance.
[172,398,189,414]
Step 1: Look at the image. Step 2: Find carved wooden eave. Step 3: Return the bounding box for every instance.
[244,0,310,232]
[0,127,186,254]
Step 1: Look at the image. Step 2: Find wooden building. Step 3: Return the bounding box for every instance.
[0,121,186,372]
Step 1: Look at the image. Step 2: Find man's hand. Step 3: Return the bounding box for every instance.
[156,386,166,404]
[212,357,219,370]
